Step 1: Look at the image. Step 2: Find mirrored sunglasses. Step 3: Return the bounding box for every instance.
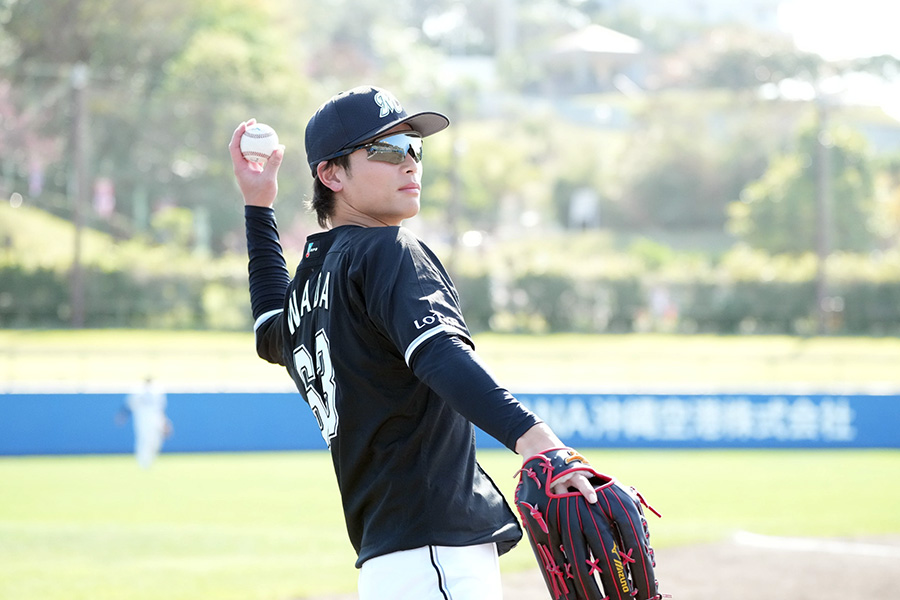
[347,131,423,164]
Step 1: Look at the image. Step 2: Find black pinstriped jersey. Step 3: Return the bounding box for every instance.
[283,225,471,448]
[245,207,537,567]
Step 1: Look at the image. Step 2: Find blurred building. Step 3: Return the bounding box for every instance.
[543,25,645,95]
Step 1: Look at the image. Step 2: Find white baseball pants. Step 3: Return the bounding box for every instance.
[358,542,502,600]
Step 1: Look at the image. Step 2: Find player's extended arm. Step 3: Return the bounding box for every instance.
[411,335,597,502]
[410,334,538,450]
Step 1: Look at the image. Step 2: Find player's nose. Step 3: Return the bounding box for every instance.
[403,151,419,172]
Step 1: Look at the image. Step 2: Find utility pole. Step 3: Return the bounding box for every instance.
[495,0,517,57]
[69,62,89,328]
[815,96,832,335]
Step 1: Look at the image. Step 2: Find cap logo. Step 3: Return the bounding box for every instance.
[373,90,403,118]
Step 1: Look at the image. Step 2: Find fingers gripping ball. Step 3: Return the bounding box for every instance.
[514,448,666,600]
[240,123,279,164]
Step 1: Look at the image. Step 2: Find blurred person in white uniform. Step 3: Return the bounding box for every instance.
[116,377,172,468]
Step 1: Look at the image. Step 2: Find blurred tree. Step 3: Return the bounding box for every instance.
[150,206,194,249]
[1,0,311,252]
[872,154,900,248]
[700,47,822,90]
[627,142,727,229]
[1,0,895,257]
[693,27,824,92]
[454,122,547,230]
[614,94,782,231]
[728,118,875,254]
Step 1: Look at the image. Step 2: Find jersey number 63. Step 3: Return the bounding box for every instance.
[293,329,339,446]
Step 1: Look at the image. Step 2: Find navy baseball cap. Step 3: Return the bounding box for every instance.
[305,85,450,176]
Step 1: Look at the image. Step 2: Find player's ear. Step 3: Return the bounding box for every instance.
[317,160,344,192]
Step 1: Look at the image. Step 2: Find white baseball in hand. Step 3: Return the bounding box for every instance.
[240,123,279,163]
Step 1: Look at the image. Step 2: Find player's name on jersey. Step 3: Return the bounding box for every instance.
[288,272,331,334]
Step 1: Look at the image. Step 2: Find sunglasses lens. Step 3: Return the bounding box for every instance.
[366,133,423,164]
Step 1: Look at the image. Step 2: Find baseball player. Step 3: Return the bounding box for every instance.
[229,86,596,599]
[116,377,172,469]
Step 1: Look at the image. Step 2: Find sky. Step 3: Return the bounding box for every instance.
[778,0,900,60]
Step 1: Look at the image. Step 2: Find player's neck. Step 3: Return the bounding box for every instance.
[331,199,400,228]
[330,214,394,229]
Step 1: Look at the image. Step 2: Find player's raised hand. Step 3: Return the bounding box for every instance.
[229,119,285,208]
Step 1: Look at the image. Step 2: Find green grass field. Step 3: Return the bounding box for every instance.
[2,330,900,598]
[2,449,897,600]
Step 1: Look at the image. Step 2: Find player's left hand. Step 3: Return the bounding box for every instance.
[515,423,598,503]
[229,119,285,209]
[549,469,598,503]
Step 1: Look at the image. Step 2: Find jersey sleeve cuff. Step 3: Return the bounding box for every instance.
[403,324,471,366]
[254,308,284,332]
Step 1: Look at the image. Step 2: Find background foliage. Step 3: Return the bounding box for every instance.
[2,0,900,333]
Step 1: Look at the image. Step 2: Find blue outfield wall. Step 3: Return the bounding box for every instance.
[511,393,899,449]
[1,391,898,456]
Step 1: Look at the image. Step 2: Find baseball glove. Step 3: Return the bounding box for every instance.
[514,448,664,600]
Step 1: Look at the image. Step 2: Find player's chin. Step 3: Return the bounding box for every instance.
[395,194,421,219]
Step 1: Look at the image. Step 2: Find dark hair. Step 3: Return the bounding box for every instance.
[307,154,351,229]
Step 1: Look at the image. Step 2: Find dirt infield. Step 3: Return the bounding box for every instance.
[648,533,899,600]
[308,534,900,599]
